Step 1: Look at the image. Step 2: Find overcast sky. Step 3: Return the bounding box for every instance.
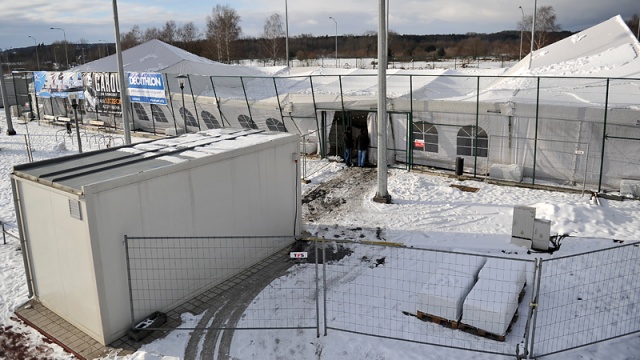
[1,0,638,51]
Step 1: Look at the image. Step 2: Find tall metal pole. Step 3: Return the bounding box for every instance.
[0,63,16,135]
[50,27,69,69]
[177,74,188,133]
[519,6,524,61]
[528,0,537,70]
[329,17,338,68]
[70,95,83,153]
[28,36,40,70]
[285,0,289,67]
[112,0,132,144]
[374,0,391,204]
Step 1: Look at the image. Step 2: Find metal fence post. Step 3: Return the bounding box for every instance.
[1,222,6,245]
[164,73,179,135]
[522,258,540,359]
[532,77,541,185]
[597,78,610,193]
[323,236,327,336]
[186,74,201,131]
[123,235,136,329]
[474,76,480,177]
[528,258,544,358]
[315,236,320,338]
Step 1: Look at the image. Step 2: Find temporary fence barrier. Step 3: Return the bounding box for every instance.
[124,235,640,358]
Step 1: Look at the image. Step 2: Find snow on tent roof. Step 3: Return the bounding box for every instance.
[71,39,265,77]
[466,15,640,107]
[509,15,640,78]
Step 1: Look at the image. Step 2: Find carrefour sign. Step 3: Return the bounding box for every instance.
[127,72,167,105]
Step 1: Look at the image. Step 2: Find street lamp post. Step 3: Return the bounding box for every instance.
[285,0,289,67]
[68,92,83,153]
[177,74,188,134]
[28,36,40,70]
[518,6,524,61]
[50,27,69,69]
[329,16,338,68]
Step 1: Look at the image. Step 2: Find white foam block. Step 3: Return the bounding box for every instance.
[462,278,522,336]
[439,253,487,278]
[620,180,640,197]
[489,164,524,182]
[478,258,527,290]
[418,269,477,321]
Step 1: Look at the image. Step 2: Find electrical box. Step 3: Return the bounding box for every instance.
[532,219,551,251]
[511,206,536,240]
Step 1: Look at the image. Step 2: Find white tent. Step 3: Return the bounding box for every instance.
[39,16,640,190]
[72,39,265,77]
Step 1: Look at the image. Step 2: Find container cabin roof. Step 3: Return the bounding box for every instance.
[12,128,295,194]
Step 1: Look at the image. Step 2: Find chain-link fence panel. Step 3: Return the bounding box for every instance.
[532,242,640,357]
[322,240,536,356]
[125,235,318,332]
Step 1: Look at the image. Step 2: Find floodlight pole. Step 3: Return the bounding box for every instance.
[29,36,40,70]
[50,27,69,69]
[528,0,537,70]
[112,0,132,144]
[285,0,289,67]
[177,74,188,133]
[519,6,524,61]
[69,93,83,153]
[373,0,391,204]
[329,17,338,68]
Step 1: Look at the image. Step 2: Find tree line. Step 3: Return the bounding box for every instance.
[2,8,639,71]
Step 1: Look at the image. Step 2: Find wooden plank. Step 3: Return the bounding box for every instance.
[416,310,460,329]
[450,184,480,193]
[459,322,507,342]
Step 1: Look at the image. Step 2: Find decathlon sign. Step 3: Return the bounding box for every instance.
[127,72,167,105]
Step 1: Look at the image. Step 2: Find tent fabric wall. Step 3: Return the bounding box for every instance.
[32,16,640,190]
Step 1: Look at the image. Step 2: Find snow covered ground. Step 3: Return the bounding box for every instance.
[1,112,640,359]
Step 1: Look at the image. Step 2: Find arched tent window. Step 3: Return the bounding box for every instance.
[238,114,258,129]
[457,125,488,157]
[132,103,149,121]
[412,122,438,153]
[266,118,287,132]
[150,104,169,123]
[201,111,221,129]
[180,107,199,127]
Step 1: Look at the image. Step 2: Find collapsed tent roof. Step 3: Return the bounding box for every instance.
[467,15,640,108]
[72,39,265,77]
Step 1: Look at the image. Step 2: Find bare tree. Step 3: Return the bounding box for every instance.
[143,27,161,42]
[261,12,285,65]
[362,30,377,58]
[455,37,489,59]
[627,14,639,38]
[160,21,177,44]
[177,22,199,43]
[121,25,142,49]
[519,5,561,50]
[206,5,242,63]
